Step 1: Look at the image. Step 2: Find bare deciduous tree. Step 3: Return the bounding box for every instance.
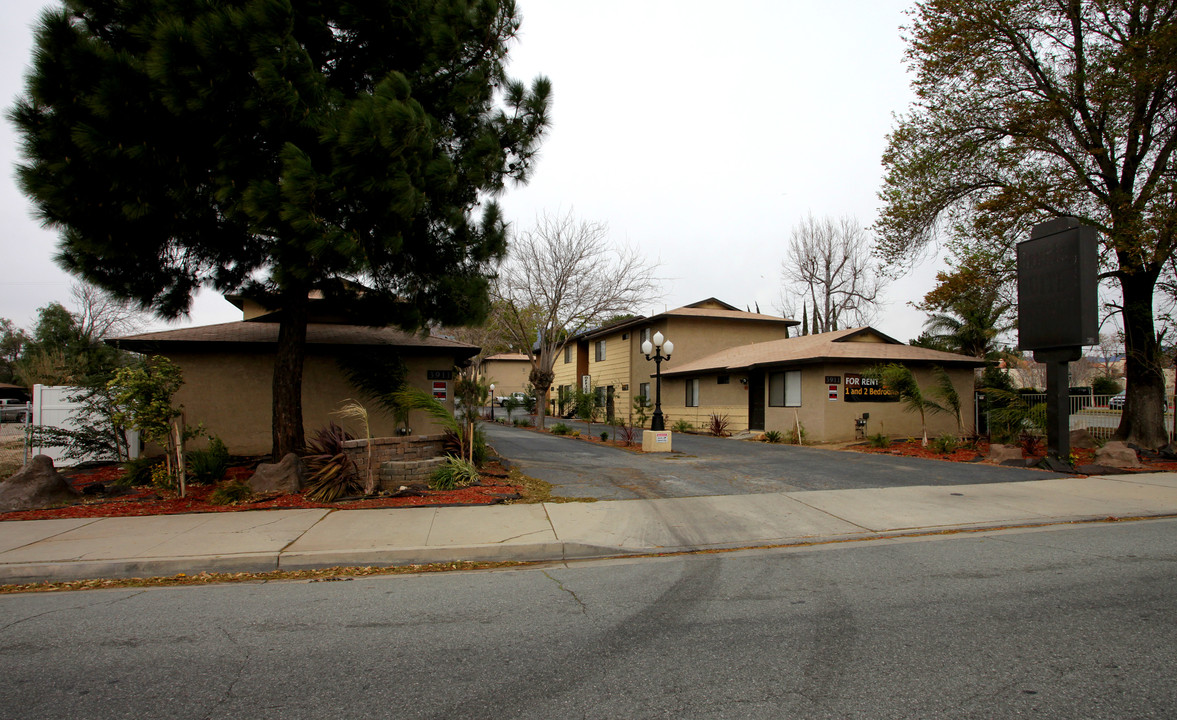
[70,283,147,341]
[493,210,660,429]
[779,214,886,334]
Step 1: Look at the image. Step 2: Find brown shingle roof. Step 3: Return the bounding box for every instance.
[662,327,985,377]
[108,321,479,358]
[581,300,797,340]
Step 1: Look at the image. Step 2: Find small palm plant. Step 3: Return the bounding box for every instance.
[303,422,360,502]
[875,364,946,447]
[334,399,375,494]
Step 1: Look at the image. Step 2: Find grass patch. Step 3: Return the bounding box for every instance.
[505,468,596,505]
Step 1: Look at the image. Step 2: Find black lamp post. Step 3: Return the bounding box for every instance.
[488,383,495,422]
[641,331,674,431]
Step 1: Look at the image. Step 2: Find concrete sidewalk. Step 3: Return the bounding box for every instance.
[2,473,1177,584]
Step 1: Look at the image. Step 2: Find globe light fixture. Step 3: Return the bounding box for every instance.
[642,331,673,431]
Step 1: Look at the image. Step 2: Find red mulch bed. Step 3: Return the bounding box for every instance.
[0,461,522,522]
[854,439,1177,473]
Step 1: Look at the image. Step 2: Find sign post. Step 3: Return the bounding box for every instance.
[1017,217,1098,469]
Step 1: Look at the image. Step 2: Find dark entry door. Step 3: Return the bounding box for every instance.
[748,371,765,431]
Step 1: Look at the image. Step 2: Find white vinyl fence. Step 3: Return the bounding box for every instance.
[978,392,1175,440]
[30,384,139,465]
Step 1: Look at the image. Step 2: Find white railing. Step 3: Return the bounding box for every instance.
[984,393,1175,440]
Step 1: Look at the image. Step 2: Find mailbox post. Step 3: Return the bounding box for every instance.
[1016,217,1099,468]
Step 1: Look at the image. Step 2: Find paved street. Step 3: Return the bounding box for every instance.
[2,519,1174,719]
[484,422,1067,500]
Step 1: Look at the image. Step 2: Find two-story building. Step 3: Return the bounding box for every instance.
[551,298,799,421]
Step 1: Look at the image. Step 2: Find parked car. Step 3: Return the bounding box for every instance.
[0,399,30,423]
[1108,393,1126,410]
[496,392,534,408]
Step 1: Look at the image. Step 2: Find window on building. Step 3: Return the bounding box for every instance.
[768,370,802,407]
[685,378,699,407]
[564,346,572,364]
[717,375,730,385]
[641,328,650,344]
[639,382,650,404]
[594,386,607,407]
[595,340,606,362]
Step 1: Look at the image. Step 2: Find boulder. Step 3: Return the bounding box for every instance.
[248,453,307,495]
[988,443,1024,464]
[1094,441,1141,469]
[1069,429,1099,450]
[1075,463,1133,476]
[0,455,81,512]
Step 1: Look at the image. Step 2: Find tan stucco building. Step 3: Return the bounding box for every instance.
[551,298,799,420]
[480,352,531,398]
[658,327,985,442]
[112,316,478,456]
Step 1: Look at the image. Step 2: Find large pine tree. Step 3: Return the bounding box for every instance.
[12,0,551,457]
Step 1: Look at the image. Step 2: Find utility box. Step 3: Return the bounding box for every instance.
[642,430,673,452]
[1016,217,1099,351]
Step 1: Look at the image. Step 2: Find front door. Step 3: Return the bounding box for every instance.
[748,371,765,431]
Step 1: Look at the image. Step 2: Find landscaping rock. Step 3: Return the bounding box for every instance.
[1069,429,1099,450]
[1075,463,1133,476]
[0,455,81,512]
[1094,441,1141,469]
[248,453,307,494]
[988,444,1024,464]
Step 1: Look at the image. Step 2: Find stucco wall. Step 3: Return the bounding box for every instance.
[663,362,976,443]
[481,358,531,397]
[656,375,749,432]
[166,349,462,456]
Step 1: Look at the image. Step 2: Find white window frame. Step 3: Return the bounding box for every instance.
[685,378,699,407]
[595,340,606,362]
[564,345,572,364]
[639,382,650,405]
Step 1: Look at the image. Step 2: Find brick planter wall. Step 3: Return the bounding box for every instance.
[342,434,447,490]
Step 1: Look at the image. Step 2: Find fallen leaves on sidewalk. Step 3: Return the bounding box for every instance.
[0,561,532,595]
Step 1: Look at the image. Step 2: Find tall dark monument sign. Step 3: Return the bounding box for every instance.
[1017,217,1099,468]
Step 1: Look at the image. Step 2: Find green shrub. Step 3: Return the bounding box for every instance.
[551,423,571,436]
[513,417,533,428]
[118,456,160,486]
[931,433,959,454]
[209,480,253,506]
[151,463,175,490]
[186,436,229,484]
[867,432,890,449]
[672,419,693,433]
[1091,376,1122,396]
[600,431,609,442]
[430,456,480,490]
[763,430,783,444]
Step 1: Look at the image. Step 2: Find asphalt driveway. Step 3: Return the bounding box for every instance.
[484,422,1068,500]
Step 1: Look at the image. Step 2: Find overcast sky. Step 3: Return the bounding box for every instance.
[0,0,943,342]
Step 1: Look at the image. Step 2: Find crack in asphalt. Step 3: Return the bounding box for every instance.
[542,570,588,616]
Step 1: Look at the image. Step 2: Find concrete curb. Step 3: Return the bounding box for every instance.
[6,514,1176,584]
